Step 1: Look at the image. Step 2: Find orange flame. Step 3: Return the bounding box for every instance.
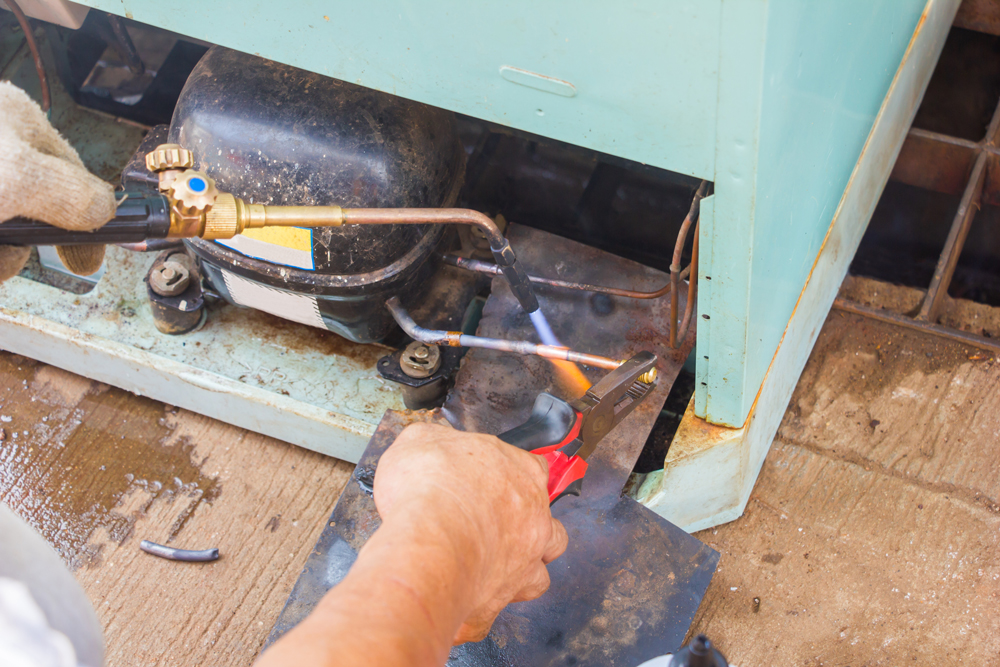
[548,359,592,397]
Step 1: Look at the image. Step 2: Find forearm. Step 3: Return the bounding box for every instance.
[256,512,479,667]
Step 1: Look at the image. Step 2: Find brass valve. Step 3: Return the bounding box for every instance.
[147,143,345,241]
[146,143,195,192]
[169,170,219,215]
[145,143,194,172]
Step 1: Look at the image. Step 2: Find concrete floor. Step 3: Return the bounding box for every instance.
[0,276,998,666]
[689,280,1000,665]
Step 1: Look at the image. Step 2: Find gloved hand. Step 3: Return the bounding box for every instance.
[0,82,116,281]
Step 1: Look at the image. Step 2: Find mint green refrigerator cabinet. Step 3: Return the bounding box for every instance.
[73,0,960,530]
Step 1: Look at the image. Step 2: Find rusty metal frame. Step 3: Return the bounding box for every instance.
[842,28,1000,349]
[954,0,1000,35]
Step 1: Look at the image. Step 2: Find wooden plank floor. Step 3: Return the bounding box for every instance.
[0,355,353,666]
[2,277,999,666]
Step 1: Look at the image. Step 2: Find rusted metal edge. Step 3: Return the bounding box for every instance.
[916,150,988,321]
[833,297,1000,354]
[955,0,1000,35]
[890,128,979,195]
[916,95,1000,321]
[889,130,1000,206]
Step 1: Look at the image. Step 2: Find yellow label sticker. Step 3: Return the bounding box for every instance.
[216,227,314,269]
[239,226,312,250]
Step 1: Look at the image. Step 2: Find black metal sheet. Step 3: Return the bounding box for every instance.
[443,225,717,665]
[265,409,447,641]
[267,225,718,665]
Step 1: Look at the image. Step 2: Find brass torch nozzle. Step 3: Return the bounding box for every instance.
[197,194,344,240]
[166,189,346,241]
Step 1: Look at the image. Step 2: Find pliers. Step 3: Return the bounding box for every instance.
[498,351,658,504]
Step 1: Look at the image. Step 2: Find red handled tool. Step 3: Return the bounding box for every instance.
[498,351,658,504]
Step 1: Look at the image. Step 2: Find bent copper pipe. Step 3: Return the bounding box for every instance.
[439,254,690,299]
[344,209,539,314]
[343,208,505,248]
[7,0,50,112]
[385,297,621,370]
[675,221,699,344]
[670,181,709,348]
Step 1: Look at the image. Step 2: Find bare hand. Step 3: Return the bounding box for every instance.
[375,422,568,643]
[0,82,116,281]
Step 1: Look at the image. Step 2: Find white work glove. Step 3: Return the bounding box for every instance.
[0,82,116,281]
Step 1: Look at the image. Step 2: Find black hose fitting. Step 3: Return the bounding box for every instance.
[492,240,539,313]
[0,191,172,246]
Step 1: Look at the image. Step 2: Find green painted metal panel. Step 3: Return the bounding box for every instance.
[699,0,768,425]
[71,0,931,432]
[698,0,927,426]
[694,194,715,418]
[75,0,721,180]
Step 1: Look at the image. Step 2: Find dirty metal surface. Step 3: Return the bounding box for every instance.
[2,16,482,462]
[865,42,1000,344]
[955,0,1000,36]
[445,225,716,665]
[269,225,718,666]
[265,409,449,643]
[1,243,480,463]
[0,246,396,461]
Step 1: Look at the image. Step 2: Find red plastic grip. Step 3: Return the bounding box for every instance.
[528,412,583,457]
[538,450,588,504]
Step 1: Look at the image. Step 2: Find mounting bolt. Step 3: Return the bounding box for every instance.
[149,259,191,296]
[400,341,441,379]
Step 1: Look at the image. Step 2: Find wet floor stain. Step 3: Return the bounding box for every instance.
[0,354,220,570]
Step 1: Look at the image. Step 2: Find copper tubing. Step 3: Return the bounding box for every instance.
[670,181,709,348]
[343,208,506,249]
[385,297,621,370]
[200,198,539,311]
[343,208,539,313]
[675,221,699,344]
[7,0,50,112]
[117,239,184,252]
[439,254,690,298]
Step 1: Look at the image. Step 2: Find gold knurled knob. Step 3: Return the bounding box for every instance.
[145,143,194,172]
[169,170,219,215]
[202,193,240,240]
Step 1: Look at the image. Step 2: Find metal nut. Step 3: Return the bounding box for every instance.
[620,359,657,385]
[400,342,441,379]
[150,259,191,296]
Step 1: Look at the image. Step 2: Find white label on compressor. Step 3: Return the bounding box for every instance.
[222,270,326,329]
